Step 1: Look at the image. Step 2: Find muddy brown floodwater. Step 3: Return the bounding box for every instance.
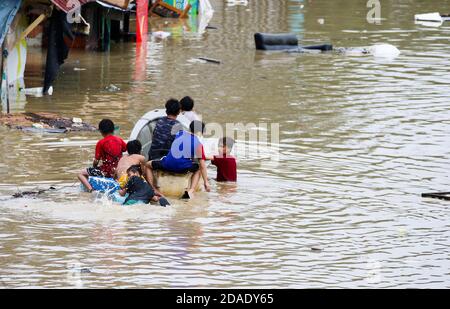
[0,0,449,288]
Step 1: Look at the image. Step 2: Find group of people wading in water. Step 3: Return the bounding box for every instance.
[77,97,237,205]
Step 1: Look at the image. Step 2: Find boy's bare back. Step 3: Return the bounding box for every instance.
[115,154,146,178]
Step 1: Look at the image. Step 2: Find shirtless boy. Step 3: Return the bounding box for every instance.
[114,139,146,185]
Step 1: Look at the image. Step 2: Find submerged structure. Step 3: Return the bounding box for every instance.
[0,0,133,112]
[0,0,212,114]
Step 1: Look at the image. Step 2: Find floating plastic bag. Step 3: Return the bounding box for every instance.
[152,31,171,39]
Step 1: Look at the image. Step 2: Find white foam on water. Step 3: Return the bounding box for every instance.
[0,194,185,222]
[226,0,248,7]
[30,140,97,148]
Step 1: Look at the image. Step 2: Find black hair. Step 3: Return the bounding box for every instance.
[180,96,194,112]
[98,119,115,135]
[127,140,142,155]
[127,164,142,176]
[219,137,235,149]
[165,99,181,116]
[189,120,205,134]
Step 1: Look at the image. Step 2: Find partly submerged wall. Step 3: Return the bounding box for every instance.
[1,0,27,112]
[0,0,22,47]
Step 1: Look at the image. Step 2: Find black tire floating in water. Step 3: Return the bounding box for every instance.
[254,32,333,52]
[254,33,299,50]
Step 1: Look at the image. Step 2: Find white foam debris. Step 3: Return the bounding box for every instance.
[21,86,53,97]
[414,12,442,22]
[226,0,248,7]
[32,123,44,129]
[368,43,401,58]
[415,20,443,27]
[152,31,171,39]
[106,84,120,92]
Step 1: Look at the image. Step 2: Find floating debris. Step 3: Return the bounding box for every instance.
[152,31,171,39]
[0,112,97,133]
[198,57,221,64]
[32,123,44,129]
[188,58,208,64]
[226,0,248,6]
[398,228,408,237]
[12,186,58,199]
[105,84,121,92]
[21,86,53,97]
[13,190,46,198]
[422,192,450,201]
[80,268,92,274]
[415,12,445,22]
[414,12,450,27]
[66,265,92,274]
[311,247,323,252]
[13,191,43,198]
[159,197,170,207]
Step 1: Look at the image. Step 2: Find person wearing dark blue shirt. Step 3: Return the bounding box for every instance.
[146,120,211,199]
[149,99,183,160]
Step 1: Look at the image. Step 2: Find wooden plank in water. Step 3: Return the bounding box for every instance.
[198,57,221,64]
[421,192,450,201]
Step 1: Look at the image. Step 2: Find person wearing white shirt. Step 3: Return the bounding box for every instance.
[180,96,201,123]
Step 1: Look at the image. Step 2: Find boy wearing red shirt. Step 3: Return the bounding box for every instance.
[211,137,237,182]
[77,119,127,192]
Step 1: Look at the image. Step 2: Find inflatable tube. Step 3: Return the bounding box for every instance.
[254,33,298,51]
[110,191,127,204]
[154,170,202,198]
[88,177,120,193]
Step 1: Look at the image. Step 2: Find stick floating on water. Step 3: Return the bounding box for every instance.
[198,57,221,64]
[421,192,450,201]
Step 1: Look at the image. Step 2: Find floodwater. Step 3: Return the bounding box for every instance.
[1,0,450,288]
